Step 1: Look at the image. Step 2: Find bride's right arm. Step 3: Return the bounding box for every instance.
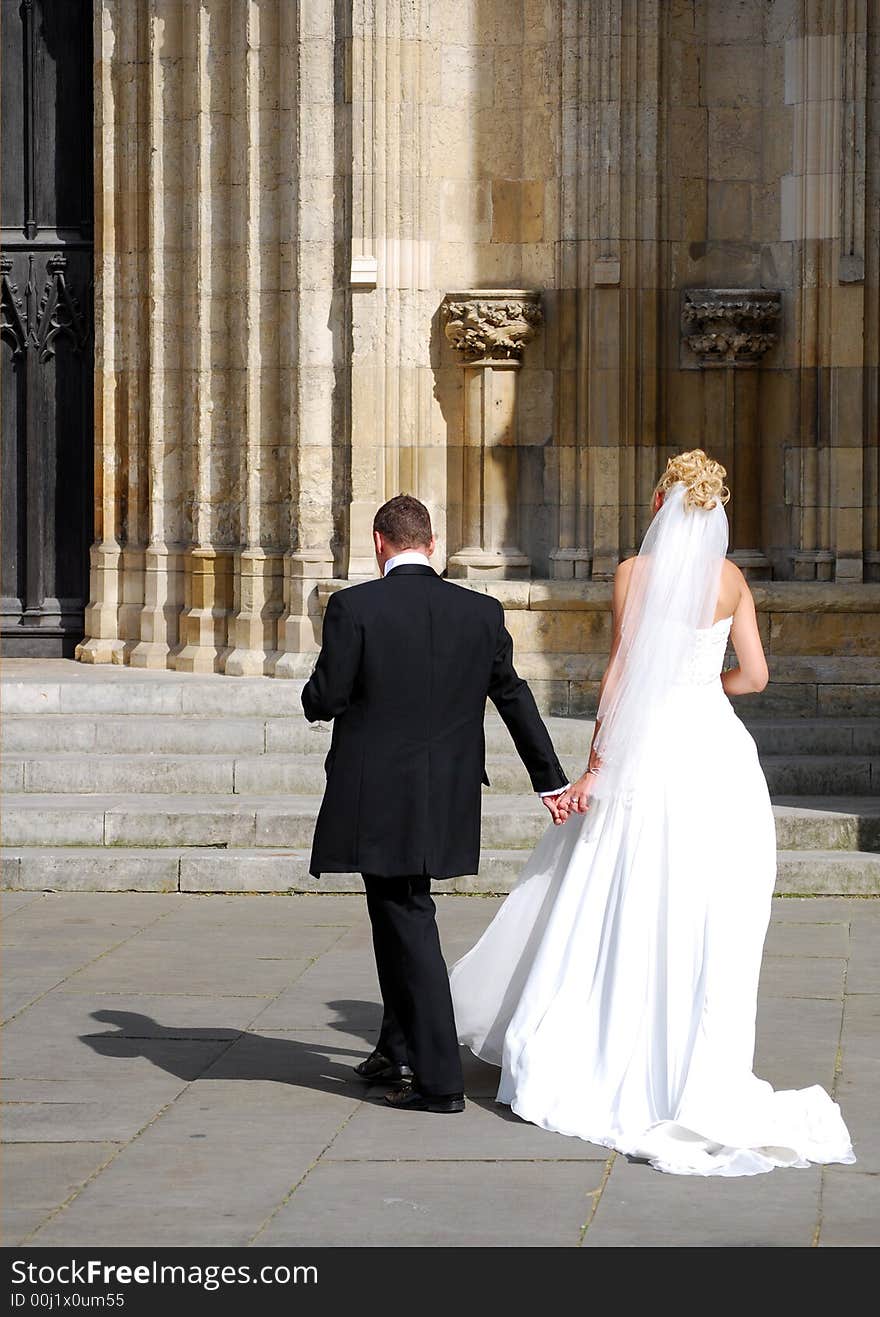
[592,558,633,721]
[722,569,769,696]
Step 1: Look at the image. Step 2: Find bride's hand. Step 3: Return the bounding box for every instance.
[560,771,596,815]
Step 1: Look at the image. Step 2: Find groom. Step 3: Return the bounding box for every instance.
[301,495,568,1113]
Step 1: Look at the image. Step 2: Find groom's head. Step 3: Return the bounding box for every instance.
[373,494,435,572]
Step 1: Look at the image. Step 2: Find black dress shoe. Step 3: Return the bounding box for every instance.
[353,1051,413,1083]
[384,1083,465,1113]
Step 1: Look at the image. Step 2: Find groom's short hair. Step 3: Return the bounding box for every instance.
[373,494,433,548]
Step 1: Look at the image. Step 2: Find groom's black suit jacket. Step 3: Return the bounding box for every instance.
[302,564,567,879]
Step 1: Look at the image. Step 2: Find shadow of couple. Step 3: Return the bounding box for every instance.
[78,999,502,1106]
[76,999,382,1098]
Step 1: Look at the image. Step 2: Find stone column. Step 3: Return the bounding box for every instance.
[129,0,185,669]
[273,0,339,677]
[682,288,781,576]
[173,0,233,675]
[346,0,442,582]
[223,0,284,678]
[781,3,869,582]
[552,0,663,581]
[76,0,127,665]
[442,291,542,580]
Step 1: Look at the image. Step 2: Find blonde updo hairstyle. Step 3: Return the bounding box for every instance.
[654,449,730,512]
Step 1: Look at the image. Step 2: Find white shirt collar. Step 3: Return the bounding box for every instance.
[383,550,433,577]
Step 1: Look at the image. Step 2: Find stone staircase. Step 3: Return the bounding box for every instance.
[1,663,879,894]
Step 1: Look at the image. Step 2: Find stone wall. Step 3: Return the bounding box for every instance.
[77,0,880,680]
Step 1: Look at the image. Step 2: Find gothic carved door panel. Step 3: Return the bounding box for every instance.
[1,0,93,655]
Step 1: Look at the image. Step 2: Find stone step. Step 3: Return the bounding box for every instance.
[4,660,880,719]
[3,747,880,800]
[2,711,593,756]
[4,713,585,756]
[761,755,877,795]
[4,708,879,758]
[0,675,309,716]
[3,845,879,896]
[2,793,878,853]
[2,714,273,755]
[748,720,880,755]
[772,798,880,852]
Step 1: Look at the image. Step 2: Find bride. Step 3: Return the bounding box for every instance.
[450,450,854,1177]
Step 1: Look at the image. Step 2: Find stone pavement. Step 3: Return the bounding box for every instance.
[1,891,877,1248]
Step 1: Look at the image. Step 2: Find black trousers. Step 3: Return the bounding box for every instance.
[362,874,463,1098]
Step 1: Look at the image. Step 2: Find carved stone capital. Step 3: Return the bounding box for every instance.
[682,288,781,366]
[442,289,543,365]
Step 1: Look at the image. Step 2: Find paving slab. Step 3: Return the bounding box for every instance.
[818,1169,880,1246]
[0,891,42,915]
[60,940,315,998]
[758,954,847,999]
[845,919,880,992]
[754,997,844,1091]
[3,992,264,1058]
[762,920,851,957]
[3,1015,230,1079]
[0,944,102,981]
[1,1142,120,1245]
[249,973,385,1032]
[839,992,880,1050]
[3,922,170,960]
[27,1077,361,1248]
[325,1092,608,1162]
[1,1087,191,1144]
[435,893,505,930]
[154,891,367,929]
[583,1156,823,1247]
[92,916,350,962]
[4,891,183,927]
[769,896,879,921]
[454,1048,506,1098]
[829,1085,878,1173]
[2,966,91,1024]
[256,1160,606,1247]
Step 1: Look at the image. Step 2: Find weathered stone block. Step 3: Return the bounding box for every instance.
[703,44,764,107]
[505,608,610,654]
[771,612,880,657]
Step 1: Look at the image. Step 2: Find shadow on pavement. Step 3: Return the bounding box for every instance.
[79,1003,506,1111]
[79,1004,385,1100]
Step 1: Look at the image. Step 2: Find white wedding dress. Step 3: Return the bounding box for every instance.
[450,612,855,1177]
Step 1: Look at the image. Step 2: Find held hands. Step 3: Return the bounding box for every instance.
[539,764,599,825]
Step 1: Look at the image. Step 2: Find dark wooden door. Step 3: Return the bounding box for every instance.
[1,0,93,656]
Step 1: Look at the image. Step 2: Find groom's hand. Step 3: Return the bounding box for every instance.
[539,790,568,826]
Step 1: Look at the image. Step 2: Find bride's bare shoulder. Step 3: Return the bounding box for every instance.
[612,557,637,610]
[719,557,752,618]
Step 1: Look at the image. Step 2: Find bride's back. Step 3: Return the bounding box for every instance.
[617,550,742,626]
